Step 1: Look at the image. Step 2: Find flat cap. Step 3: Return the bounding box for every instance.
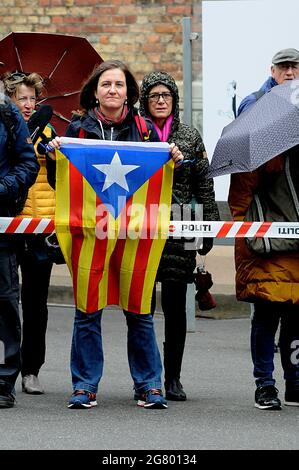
[272,48,299,64]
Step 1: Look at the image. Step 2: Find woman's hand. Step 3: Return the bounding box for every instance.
[169,143,184,167]
[46,136,62,160]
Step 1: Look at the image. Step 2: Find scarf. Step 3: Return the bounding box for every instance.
[151,114,173,142]
[94,104,128,125]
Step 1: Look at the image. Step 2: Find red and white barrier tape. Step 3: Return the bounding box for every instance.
[0,217,54,234]
[1,218,299,238]
[169,221,299,238]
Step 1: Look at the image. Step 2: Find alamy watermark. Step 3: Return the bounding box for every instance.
[94,199,205,250]
[290,339,299,366]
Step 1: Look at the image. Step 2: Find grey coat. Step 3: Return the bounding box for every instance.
[139,72,219,283]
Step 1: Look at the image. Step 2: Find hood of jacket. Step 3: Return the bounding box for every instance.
[139,71,180,135]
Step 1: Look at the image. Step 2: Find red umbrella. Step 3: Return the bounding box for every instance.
[0,32,103,135]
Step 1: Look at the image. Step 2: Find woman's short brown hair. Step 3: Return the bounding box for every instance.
[80,59,139,111]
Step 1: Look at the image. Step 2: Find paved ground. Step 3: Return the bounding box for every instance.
[0,305,298,451]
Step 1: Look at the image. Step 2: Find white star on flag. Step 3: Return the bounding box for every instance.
[93,151,140,192]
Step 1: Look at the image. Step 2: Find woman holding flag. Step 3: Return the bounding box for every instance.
[47,60,183,410]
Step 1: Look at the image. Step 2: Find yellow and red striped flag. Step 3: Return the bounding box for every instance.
[55,137,174,314]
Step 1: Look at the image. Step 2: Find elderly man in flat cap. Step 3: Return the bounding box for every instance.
[238,47,299,115]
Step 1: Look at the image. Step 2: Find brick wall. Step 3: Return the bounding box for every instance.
[0,0,202,82]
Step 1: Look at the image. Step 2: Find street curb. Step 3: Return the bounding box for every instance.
[45,285,250,319]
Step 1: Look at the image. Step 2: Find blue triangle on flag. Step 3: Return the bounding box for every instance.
[61,141,170,218]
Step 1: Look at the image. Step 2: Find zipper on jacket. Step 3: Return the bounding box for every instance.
[111,127,114,141]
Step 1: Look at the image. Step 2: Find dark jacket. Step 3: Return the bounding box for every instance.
[139,72,219,283]
[0,97,39,246]
[46,107,159,188]
[228,150,299,304]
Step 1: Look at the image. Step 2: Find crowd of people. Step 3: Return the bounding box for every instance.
[0,46,298,413]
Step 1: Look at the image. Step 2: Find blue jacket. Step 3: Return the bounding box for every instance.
[237,77,277,115]
[0,97,39,245]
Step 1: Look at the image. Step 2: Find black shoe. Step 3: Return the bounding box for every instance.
[165,379,187,401]
[285,383,299,406]
[255,385,281,410]
[0,389,15,409]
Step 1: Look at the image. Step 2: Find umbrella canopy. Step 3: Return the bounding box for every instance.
[209,80,299,178]
[0,32,103,135]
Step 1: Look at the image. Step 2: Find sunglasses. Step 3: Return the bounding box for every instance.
[5,71,30,83]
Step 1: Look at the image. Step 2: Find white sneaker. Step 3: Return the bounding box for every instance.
[22,375,45,394]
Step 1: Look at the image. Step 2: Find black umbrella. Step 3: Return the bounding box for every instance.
[209,80,299,178]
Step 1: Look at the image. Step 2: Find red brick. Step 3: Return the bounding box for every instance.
[142,43,163,53]
[52,16,63,24]
[113,15,126,24]
[99,36,110,45]
[103,26,128,33]
[93,6,117,15]
[167,6,192,15]
[75,0,99,5]
[57,25,82,33]
[154,24,179,34]
[125,15,137,24]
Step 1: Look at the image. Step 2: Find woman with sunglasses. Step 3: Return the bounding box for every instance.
[139,71,219,401]
[2,71,56,395]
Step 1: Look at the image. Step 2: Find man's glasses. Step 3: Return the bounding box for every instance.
[147,92,173,103]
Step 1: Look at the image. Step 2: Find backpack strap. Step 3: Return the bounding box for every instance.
[78,127,86,138]
[134,113,150,141]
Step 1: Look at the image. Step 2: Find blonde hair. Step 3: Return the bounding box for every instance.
[2,71,44,98]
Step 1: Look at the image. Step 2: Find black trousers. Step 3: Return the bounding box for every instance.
[0,247,21,392]
[17,237,52,377]
[153,281,187,382]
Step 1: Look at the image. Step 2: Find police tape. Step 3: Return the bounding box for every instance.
[1,218,299,238]
[0,217,54,234]
[168,221,299,238]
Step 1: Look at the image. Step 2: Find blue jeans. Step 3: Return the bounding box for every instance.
[251,301,299,388]
[70,308,162,394]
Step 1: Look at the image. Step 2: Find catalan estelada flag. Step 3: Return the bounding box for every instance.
[55,137,174,314]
